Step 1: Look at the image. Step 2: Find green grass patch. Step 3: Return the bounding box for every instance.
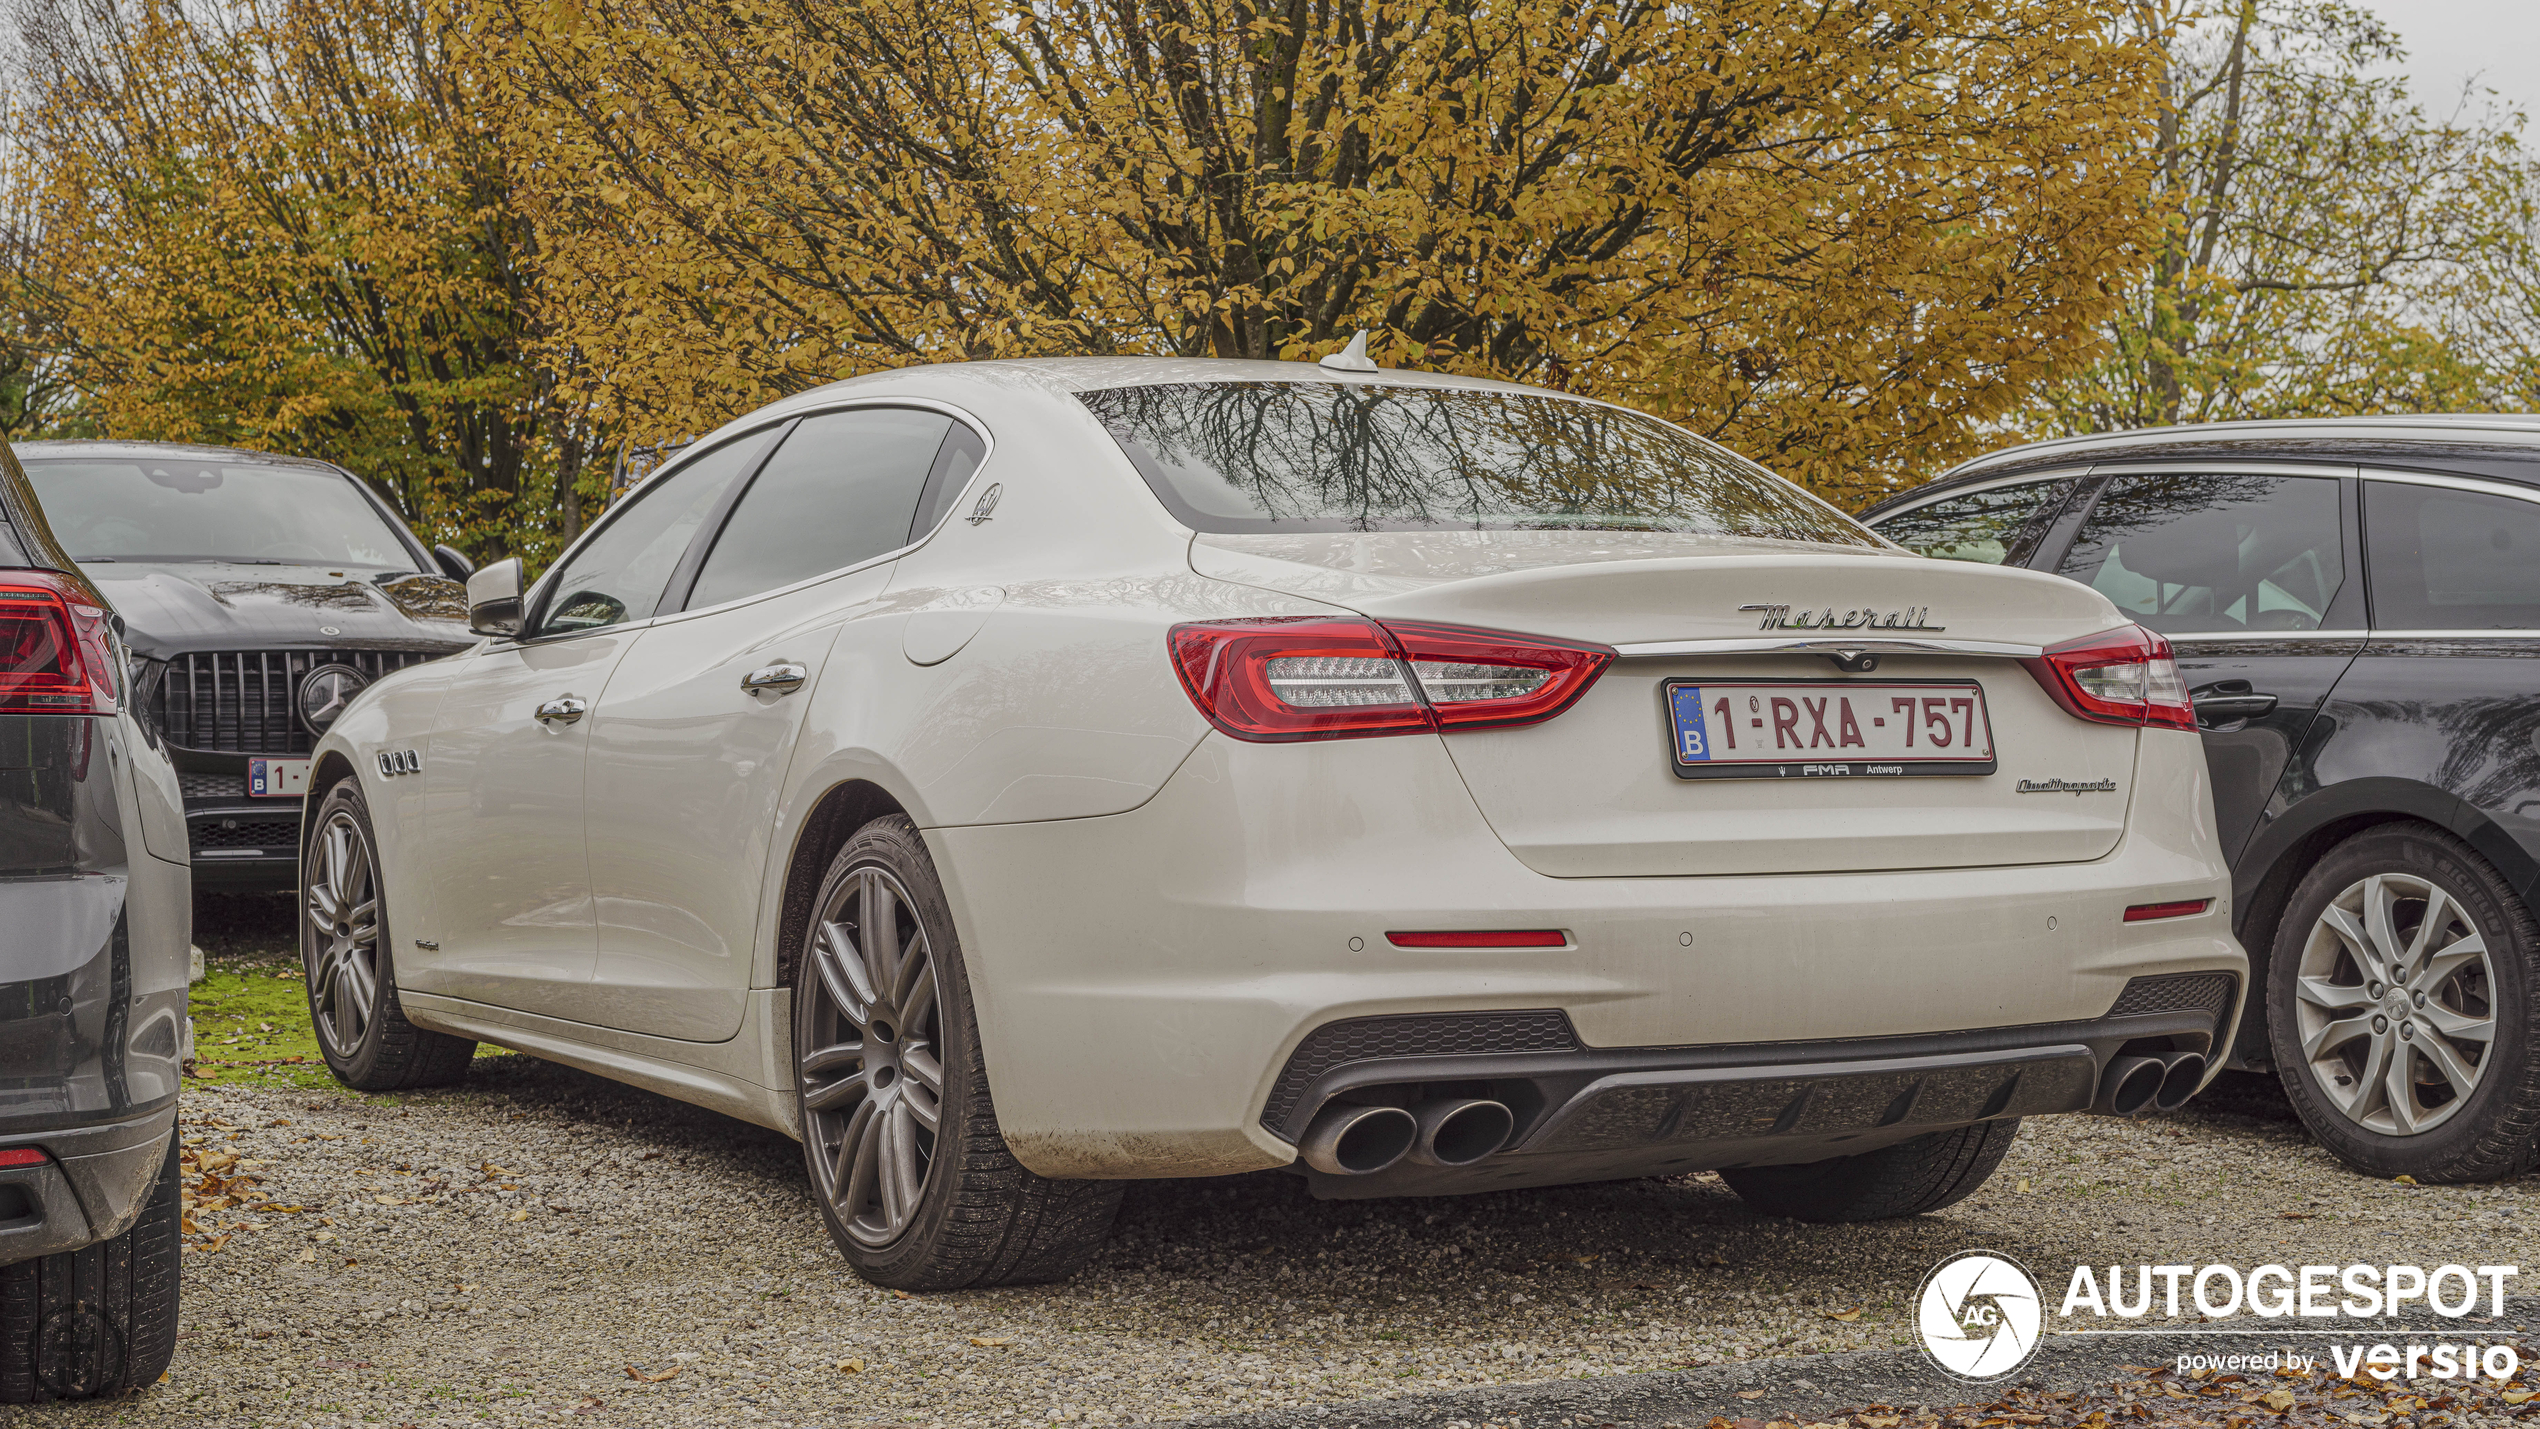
[188,961,340,1089]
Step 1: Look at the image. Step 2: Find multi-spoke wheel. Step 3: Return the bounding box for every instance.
[792,815,1121,1290]
[298,780,475,1092]
[799,864,945,1248]
[306,807,382,1059]
[2293,871,2494,1136]
[2269,823,2540,1183]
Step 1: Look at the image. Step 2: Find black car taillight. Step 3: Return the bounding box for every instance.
[0,573,117,716]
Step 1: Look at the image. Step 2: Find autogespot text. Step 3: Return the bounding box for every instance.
[2056,1263,2523,1382]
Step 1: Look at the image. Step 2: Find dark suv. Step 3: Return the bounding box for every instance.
[13,442,474,884]
[1863,415,2540,1183]
[1,437,191,1402]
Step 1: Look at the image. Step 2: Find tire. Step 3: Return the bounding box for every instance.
[792,815,1121,1290]
[0,1136,181,1403]
[2266,822,2540,1183]
[301,779,475,1092]
[1717,1119,2020,1223]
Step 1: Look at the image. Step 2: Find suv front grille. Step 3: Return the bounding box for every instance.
[152,649,444,755]
[191,818,298,854]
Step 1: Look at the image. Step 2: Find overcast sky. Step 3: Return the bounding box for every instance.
[2366,0,2540,135]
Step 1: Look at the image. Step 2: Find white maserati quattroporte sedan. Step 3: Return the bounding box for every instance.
[301,355,2245,1289]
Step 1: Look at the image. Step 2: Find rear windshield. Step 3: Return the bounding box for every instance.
[1079,381,1874,544]
[21,457,420,570]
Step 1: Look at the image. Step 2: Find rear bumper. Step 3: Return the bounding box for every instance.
[0,1108,175,1265]
[1266,980,2231,1198]
[928,726,2245,1182]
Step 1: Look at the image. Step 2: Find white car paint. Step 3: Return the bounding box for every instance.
[306,355,2245,1184]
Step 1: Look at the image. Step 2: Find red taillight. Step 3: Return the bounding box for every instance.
[2124,898,2213,923]
[0,1147,46,1168]
[2022,625,2193,732]
[1168,618,1613,743]
[1386,929,1567,948]
[0,574,116,716]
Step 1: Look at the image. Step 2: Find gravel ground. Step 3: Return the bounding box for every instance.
[4,1051,2534,1429]
[7,901,2535,1429]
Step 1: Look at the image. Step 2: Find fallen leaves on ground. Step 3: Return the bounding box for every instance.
[625,1365,679,1383]
[969,1337,1013,1348]
[1791,1361,2539,1429]
[835,1358,866,1373]
[1823,1308,1864,1322]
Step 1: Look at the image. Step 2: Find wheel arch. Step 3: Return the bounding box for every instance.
[770,777,913,993]
[2230,777,2538,1065]
[299,748,362,863]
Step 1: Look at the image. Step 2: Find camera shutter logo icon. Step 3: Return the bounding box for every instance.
[1916,1250,2044,1381]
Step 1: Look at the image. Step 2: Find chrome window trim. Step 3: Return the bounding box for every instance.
[507,395,997,643]
[2165,630,2363,645]
[2362,630,2540,640]
[2356,467,2540,505]
[2074,459,2357,480]
[1864,467,2097,524]
[1611,635,2044,660]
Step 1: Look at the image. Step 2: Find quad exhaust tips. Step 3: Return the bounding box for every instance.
[2092,1052,2208,1118]
[1409,1098,1516,1168]
[1300,1098,1517,1175]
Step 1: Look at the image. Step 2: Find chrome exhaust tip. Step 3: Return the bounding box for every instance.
[1299,1104,1418,1176]
[2154,1053,2208,1113]
[2092,1054,2164,1118]
[1409,1098,1516,1168]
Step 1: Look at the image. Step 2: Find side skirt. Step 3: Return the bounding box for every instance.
[400,990,799,1139]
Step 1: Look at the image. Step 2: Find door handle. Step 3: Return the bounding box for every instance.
[2191,692,2278,724]
[740,661,808,696]
[535,695,590,726]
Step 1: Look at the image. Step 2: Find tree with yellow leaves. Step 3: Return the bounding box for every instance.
[471,0,2172,504]
[4,0,600,560]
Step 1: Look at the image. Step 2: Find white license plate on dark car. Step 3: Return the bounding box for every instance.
[249,758,311,797]
[1664,680,1997,780]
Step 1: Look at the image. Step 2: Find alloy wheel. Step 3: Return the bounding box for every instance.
[799,864,944,1248]
[304,809,381,1058]
[2294,871,2497,1136]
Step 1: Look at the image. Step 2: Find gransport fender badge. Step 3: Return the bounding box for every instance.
[2017,777,2118,795]
[1741,602,1944,632]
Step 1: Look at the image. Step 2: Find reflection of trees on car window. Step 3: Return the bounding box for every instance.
[1876,480,2066,564]
[2059,472,2344,635]
[1080,383,1872,544]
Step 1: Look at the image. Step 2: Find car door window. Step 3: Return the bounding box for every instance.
[1871,478,2072,565]
[2057,472,2346,634]
[537,432,771,636]
[2364,480,2540,630]
[685,407,963,610]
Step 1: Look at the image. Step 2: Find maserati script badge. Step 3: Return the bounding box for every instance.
[1740,602,1945,633]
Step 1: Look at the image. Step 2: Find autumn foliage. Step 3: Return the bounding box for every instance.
[473,0,2169,505]
[5,0,2176,533]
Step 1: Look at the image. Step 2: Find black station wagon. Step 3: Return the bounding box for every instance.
[1863,416,2540,1185]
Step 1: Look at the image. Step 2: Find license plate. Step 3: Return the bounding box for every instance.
[1664,680,1997,780]
[249,758,312,797]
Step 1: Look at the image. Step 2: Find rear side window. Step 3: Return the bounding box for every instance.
[1870,478,2073,565]
[685,407,962,610]
[1078,381,1874,545]
[2058,472,2346,634]
[2364,481,2540,629]
[538,431,770,636]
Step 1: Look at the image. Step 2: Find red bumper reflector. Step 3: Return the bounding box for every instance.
[0,1148,47,1168]
[2123,899,2213,923]
[1386,930,1567,949]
